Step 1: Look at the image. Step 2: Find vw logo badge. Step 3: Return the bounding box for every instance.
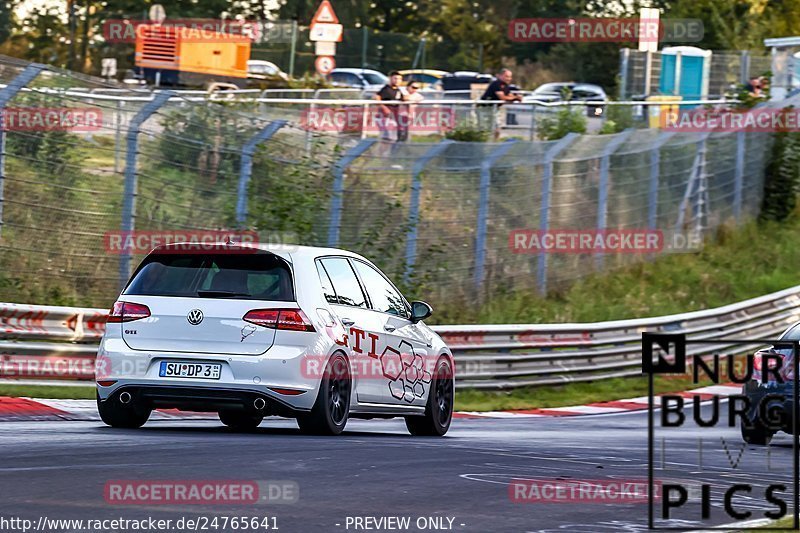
[187,309,204,325]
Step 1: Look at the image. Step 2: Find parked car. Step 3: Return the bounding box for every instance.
[247,60,289,81]
[523,82,608,117]
[96,242,455,437]
[398,69,449,91]
[440,71,493,95]
[326,68,388,92]
[441,71,521,100]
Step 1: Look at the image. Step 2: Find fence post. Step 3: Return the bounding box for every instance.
[740,50,750,84]
[595,129,634,269]
[647,131,676,229]
[327,139,377,247]
[114,100,123,174]
[288,20,298,78]
[0,64,45,241]
[537,133,578,295]
[619,48,630,100]
[474,139,518,291]
[404,140,453,285]
[119,91,174,289]
[733,131,746,221]
[236,120,287,227]
[676,132,711,231]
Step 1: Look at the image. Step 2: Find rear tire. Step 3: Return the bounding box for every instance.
[741,382,774,445]
[219,410,264,431]
[297,353,351,436]
[741,418,773,445]
[96,392,151,429]
[405,356,454,436]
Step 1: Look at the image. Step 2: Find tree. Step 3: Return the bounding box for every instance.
[0,0,15,45]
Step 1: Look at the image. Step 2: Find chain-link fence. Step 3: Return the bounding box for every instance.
[620,49,772,99]
[0,54,777,312]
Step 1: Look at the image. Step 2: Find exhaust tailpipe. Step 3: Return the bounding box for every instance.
[253,397,266,411]
[119,391,132,405]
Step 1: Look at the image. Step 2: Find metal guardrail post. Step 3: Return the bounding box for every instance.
[647,132,676,229]
[537,133,579,295]
[403,140,453,285]
[0,64,45,240]
[595,129,634,269]
[236,120,287,227]
[327,139,378,247]
[474,139,518,291]
[119,91,174,289]
[733,131,746,221]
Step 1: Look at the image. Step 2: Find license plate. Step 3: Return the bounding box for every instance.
[159,361,221,380]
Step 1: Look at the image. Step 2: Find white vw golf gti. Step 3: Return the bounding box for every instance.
[96,242,454,436]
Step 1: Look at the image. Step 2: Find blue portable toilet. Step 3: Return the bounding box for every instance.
[659,46,712,106]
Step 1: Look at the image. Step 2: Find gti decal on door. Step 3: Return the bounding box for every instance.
[341,326,432,403]
[383,340,432,402]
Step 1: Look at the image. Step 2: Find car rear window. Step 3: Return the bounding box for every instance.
[124,253,294,301]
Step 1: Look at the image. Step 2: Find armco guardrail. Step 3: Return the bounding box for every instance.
[2,286,800,389]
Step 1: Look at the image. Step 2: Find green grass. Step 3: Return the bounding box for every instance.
[754,516,794,530]
[435,216,800,325]
[0,384,96,400]
[454,375,718,412]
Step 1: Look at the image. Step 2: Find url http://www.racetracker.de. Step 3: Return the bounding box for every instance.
[0,515,280,532]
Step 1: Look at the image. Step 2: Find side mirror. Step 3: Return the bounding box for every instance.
[410,301,433,323]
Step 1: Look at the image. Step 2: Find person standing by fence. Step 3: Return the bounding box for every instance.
[481,68,522,139]
[375,71,405,142]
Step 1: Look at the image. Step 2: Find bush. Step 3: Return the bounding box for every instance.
[598,105,634,134]
[445,124,490,142]
[760,124,800,222]
[538,107,587,140]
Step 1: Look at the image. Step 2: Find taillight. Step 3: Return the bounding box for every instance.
[753,349,785,382]
[268,387,306,395]
[243,309,315,332]
[107,301,151,323]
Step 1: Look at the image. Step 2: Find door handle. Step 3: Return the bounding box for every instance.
[383,324,396,332]
[341,318,355,327]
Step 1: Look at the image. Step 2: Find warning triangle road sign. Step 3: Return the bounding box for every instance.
[311,0,339,24]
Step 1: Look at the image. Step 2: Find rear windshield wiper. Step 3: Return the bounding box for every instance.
[197,290,252,298]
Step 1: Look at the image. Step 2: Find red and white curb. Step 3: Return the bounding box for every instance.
[0,384,742,422]
[452,384,742,419]
[0,397,217,422]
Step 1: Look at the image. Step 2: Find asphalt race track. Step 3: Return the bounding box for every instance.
[0,401,794,532]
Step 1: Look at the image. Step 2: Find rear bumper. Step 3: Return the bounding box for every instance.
[97,338,323,411]
[100,385,307,417]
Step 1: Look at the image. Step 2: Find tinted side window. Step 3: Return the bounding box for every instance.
[352,261,408,318]
[319,258,367,308]
[316,261,338,304]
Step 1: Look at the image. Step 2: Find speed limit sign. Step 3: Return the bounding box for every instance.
[315,56,335,76]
